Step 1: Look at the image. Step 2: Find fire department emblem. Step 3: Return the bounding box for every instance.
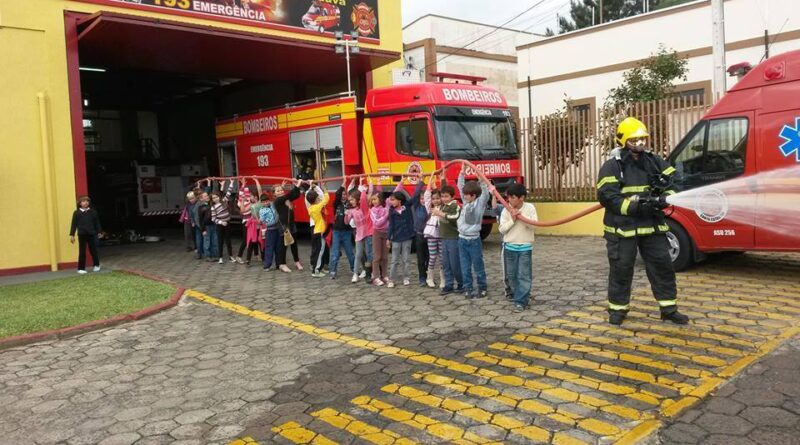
[694,188,729,224]
[406,161,423,185]
[778,117,800,162]
[351,2,377,36]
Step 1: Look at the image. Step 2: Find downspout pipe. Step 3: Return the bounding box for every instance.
[38,93,59,272]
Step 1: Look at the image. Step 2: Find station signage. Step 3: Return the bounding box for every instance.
[80,0,380,41]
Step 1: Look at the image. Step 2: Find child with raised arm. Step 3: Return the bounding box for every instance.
[306,181,330,277]
[346,178,374,283]
[273,180,303,273]
[235,182,257,264]
[387,179,415,288]
[423,173,443,288]
[369,179,404,286]
[409,178,429,287]
[498,184,538,312]
[457,164,492,299]
[211,181,236,264]
[329,178,356,279]
[431,183,463,295]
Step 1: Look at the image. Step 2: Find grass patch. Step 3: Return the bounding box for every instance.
[0,272,175,339]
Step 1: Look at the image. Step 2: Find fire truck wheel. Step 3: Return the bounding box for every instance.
[480,224,493,241]
[665,219,693,272]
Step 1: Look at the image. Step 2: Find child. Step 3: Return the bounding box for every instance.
[197,192,218,262]
[492,191,513,300]
[329,179,356,279]
[387,179,415,288]
[409,178,429,287]
[306,182,331,277]
[179,191,197,252]
[346,178,373,283]
[498,184,538,312]
[211,181,235,264]
[69,195,102,274]
[431,184,463,295]
[235,184,257,264]
[457,165,491,299]
[423,173,443,289]
[259,192,280,270]
[273,180,303,273]
[369,180,403,286]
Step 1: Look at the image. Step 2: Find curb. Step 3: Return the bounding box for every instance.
[0,269,185,351]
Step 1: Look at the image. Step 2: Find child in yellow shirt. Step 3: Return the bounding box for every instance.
[305,182,330,277]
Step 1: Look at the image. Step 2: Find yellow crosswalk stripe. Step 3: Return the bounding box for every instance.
[562,312,759,350]
[553,316,747,358]
[351,396,500,445]
[412,372,624,438]
[467,349,668,406]
[227,437,260,445]
[584,305,779,334]
[512,331,718,379]
[381,383,559,444]
[677,293,800,315]
[678,299,796,322]
[272,422,338,445]
[678,278,800,307]
[311,408,417,445]
[527,327,727,370]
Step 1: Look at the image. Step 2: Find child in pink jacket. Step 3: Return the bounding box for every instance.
[346,178,374,283]
[368,180,404,286]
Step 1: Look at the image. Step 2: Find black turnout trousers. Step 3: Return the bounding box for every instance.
[606,234,678,315]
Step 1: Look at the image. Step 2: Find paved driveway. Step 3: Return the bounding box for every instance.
[0,235,798,445]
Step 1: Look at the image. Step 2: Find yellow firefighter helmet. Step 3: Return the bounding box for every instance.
[615,117,650,146]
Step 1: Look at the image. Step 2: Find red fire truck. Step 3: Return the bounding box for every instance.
[215,75,521,238]
[665,50,800,270]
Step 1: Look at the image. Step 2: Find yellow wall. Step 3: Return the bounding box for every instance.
[0,0,403,273]
[533,203,605,237]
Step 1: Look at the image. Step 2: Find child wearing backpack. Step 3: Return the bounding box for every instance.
[259,192,280,270]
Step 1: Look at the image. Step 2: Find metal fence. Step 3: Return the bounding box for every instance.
[520,95,714,202]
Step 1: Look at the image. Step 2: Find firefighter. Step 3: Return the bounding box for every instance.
[597,117,689,326]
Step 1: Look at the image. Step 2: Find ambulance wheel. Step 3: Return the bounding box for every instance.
[666,219,693,272]
[480,224,493,240]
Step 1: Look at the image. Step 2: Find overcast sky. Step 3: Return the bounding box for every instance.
[401,0,572,35]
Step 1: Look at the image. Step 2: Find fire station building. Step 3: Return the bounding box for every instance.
[0,0,402,275]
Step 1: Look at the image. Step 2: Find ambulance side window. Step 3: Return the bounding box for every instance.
[395,119,432,158]
[670,118,748,190]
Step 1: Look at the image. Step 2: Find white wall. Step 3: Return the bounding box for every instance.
[517,0,800,116]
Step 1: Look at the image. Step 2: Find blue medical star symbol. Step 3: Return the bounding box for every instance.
[779,117,800,162]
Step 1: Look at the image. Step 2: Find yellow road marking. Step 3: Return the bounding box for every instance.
[351,396,499,445]
[311,408,417,445]
[530,326,729,370]
[467,350,667,406]
[612,420,663,445]
[381,383,558,444]
[227,437,260,445]
[678,293,800,315]
[413,372,623,438]
[514,330,719,377]
[272,422,338,445]
[678,278,800,305]
[639,295,797,322]
[584,305,779,334]
[561,313,759,350]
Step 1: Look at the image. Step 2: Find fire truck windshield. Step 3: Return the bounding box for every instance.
[435,116,518,161]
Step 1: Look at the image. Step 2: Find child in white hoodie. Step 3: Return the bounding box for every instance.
[498,183,538,312]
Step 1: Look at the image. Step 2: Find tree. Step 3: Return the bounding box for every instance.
[532,101,589,196]
[605,45,688,108]
[554,0,695,34]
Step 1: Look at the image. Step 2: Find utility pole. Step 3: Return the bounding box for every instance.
[599,0,604,24]
[711,0,727,99]
[335,31,360,97]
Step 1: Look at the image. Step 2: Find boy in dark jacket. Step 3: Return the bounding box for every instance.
[387,182,415,288]
[69,196,102,274]
[329,181,356,279]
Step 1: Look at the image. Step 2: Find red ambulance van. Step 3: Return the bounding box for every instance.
[665,50,800,270]
[215,75,521,238]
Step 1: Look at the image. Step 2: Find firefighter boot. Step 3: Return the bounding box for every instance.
[609,311,627,326]
[661,310,689,325]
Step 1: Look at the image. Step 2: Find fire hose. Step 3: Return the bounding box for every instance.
[197,159,603,228]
